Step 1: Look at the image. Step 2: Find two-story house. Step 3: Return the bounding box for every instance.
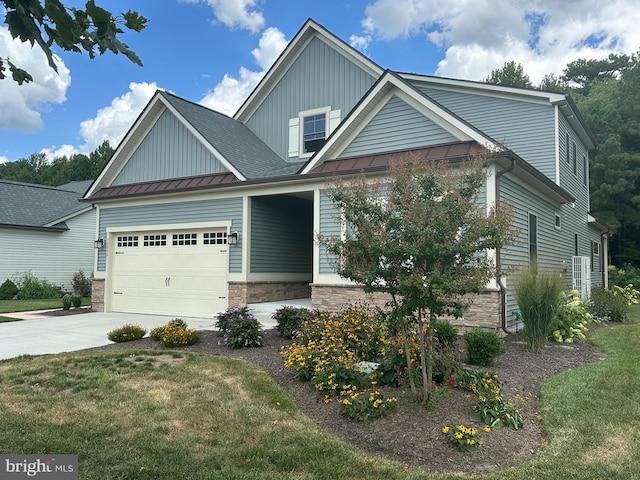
[83,19,607,331]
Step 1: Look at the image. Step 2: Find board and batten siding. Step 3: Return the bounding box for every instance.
[0,211,95,292]
[112,110,229,186]
[245,36,377,161]
[339,95,459,158]
[250,195,313,274]
[318,191,342,274]
[418,86,557,181]
[97,198,243,273]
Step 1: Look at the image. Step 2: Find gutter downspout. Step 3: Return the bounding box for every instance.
[495,157,516,334]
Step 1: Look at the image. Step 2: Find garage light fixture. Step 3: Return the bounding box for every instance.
[94,238,105,249]
[228,231,239,245]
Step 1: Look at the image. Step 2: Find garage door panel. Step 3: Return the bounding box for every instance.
[110,229,229,317]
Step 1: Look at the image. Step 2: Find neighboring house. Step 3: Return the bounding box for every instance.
[83,19,607,331]
[0,179,95,293]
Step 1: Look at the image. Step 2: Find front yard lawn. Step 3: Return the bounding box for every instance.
[0,297,91,314]
[0,307,638,479]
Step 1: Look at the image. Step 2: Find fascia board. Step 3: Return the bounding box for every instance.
[84,92,166,199]
[234,19,383,123]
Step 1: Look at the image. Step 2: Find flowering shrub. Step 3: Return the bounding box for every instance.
[272,306,316,339]
[589,287,629,322]
[442,424,482,452]
[282,304,385,399]
[215,306,264,348]
[339,386,398,421]
[107,324,146,343]
[611,284,640,306]
[552,290,591,343]
[457,368,524,430]
[150,319,200,347]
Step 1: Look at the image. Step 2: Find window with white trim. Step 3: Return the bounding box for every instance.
[143,234,166,247]
[555,214,561,230]
[288,107,341,158]
[203,232,227,245]
[172,233,197,246]
[117,235,138,247]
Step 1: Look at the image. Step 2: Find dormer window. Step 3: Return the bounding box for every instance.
[288,107,340,158]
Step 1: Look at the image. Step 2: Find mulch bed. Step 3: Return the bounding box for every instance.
[89,327,608,475]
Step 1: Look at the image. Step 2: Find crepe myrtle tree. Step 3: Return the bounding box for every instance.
[319,154,515,405]
[1,0,148,84]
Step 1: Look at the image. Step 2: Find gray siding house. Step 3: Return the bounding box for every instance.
[0,180,95,293]
[83,19,607,331]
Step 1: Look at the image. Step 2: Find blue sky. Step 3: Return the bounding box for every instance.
[2,0,640,165]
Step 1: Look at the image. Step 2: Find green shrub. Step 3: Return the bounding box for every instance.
[433,319,458,346]
[108,324,147,343]
[608,264,640,289]
[13,272,61,300]
[464,328,504,366]
[216,306,264,349]
[589,287,628,322]
[72,270,92,297]
[168,318,188,329]
[61,294,73,310]
[514,266,563,352]
[0,279,19,300]
[272,306,314,338]
[551,290,592,342]
[71,295,82,308]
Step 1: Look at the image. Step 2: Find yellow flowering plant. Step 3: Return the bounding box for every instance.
[442,424,482,452]
[339,386,398,422]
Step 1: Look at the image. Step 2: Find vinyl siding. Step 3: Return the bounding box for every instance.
[419,87,557,180]
[0,210,95,292]
[250,195,313,274]
[113,110,229,186]
[246,36,377,161]
[98,198,242,273]
[340,95,459,157]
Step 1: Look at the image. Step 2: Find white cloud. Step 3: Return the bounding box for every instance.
[199,27,288,115]
[41,82,158,160]
[358,0,640,82]
[0,26,71,132]
[0,155,8,164]
[180,0,264,33]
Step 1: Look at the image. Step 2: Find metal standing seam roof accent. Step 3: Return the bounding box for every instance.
[158,91,292,179]
[0,179,89,227]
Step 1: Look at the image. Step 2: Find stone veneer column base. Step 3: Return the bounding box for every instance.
[311,284,502,331]
[91,278,105,312]
[228,281,312,306]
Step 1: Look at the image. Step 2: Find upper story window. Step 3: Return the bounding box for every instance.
[303,114,326,154]
[289,107,341,158]
[565,132,570,164]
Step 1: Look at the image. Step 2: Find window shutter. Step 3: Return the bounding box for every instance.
[288,117,300,157]
[328,109,341,135]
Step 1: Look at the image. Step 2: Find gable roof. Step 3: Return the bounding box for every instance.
[300,70,503,174]
[0,180,91,230]
[234,18,383,123]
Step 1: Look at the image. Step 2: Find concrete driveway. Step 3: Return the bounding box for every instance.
[0,299,309,362]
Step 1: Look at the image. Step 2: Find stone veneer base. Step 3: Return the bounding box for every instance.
[91,278,105,312]
[228,281,312,306]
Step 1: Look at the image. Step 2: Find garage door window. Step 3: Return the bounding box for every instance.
[173,233,197,246]
[204,232,227,245]
[143,234,167,246]
[117,235,139,247]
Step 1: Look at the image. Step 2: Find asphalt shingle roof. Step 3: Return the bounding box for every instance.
[159,91,291,179]
[0,180,88,228]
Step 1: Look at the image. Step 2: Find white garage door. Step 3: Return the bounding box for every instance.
[111,229,229,317]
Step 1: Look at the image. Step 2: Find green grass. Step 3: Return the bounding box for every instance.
[0,316,22,323]
[1,307,639,479]
[0,297,91,314]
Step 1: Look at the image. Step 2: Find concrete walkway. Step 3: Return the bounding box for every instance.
[0,298,311,361]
